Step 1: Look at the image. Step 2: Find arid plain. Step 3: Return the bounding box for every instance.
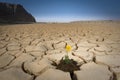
[0,21,120,80]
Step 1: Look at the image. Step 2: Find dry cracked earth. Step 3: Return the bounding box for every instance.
[0,22,120,80]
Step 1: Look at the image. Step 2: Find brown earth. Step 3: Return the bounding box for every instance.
[0,21,120,80]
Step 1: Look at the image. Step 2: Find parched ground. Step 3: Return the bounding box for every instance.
[0,21,120,80]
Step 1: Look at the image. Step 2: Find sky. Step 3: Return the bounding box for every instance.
[0,0,120,22]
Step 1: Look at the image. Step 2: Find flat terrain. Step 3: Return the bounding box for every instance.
[0,21,120,80]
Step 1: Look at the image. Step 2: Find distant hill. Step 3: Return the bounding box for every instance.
[0,2,36,24]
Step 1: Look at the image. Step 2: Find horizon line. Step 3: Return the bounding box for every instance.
[36,20,120,23]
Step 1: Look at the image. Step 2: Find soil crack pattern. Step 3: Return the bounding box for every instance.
[0,22,120,80]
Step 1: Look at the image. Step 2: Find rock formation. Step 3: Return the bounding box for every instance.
[0,2,36,23]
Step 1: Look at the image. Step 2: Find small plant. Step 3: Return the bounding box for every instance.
[64,44,72,64]
[52,44,80,73]
[64,55,71,64]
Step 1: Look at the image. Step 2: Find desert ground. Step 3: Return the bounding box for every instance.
[0,21,120,80]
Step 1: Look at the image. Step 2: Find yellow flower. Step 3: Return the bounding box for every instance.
[66,45,72,52]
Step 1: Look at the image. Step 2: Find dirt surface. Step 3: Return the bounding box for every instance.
[53,58,80,72]
[0,21,120,80]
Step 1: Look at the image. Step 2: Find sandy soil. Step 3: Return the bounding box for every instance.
[0,21,120,80]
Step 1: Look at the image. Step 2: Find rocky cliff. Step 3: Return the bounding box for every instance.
[0,2,36,23]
